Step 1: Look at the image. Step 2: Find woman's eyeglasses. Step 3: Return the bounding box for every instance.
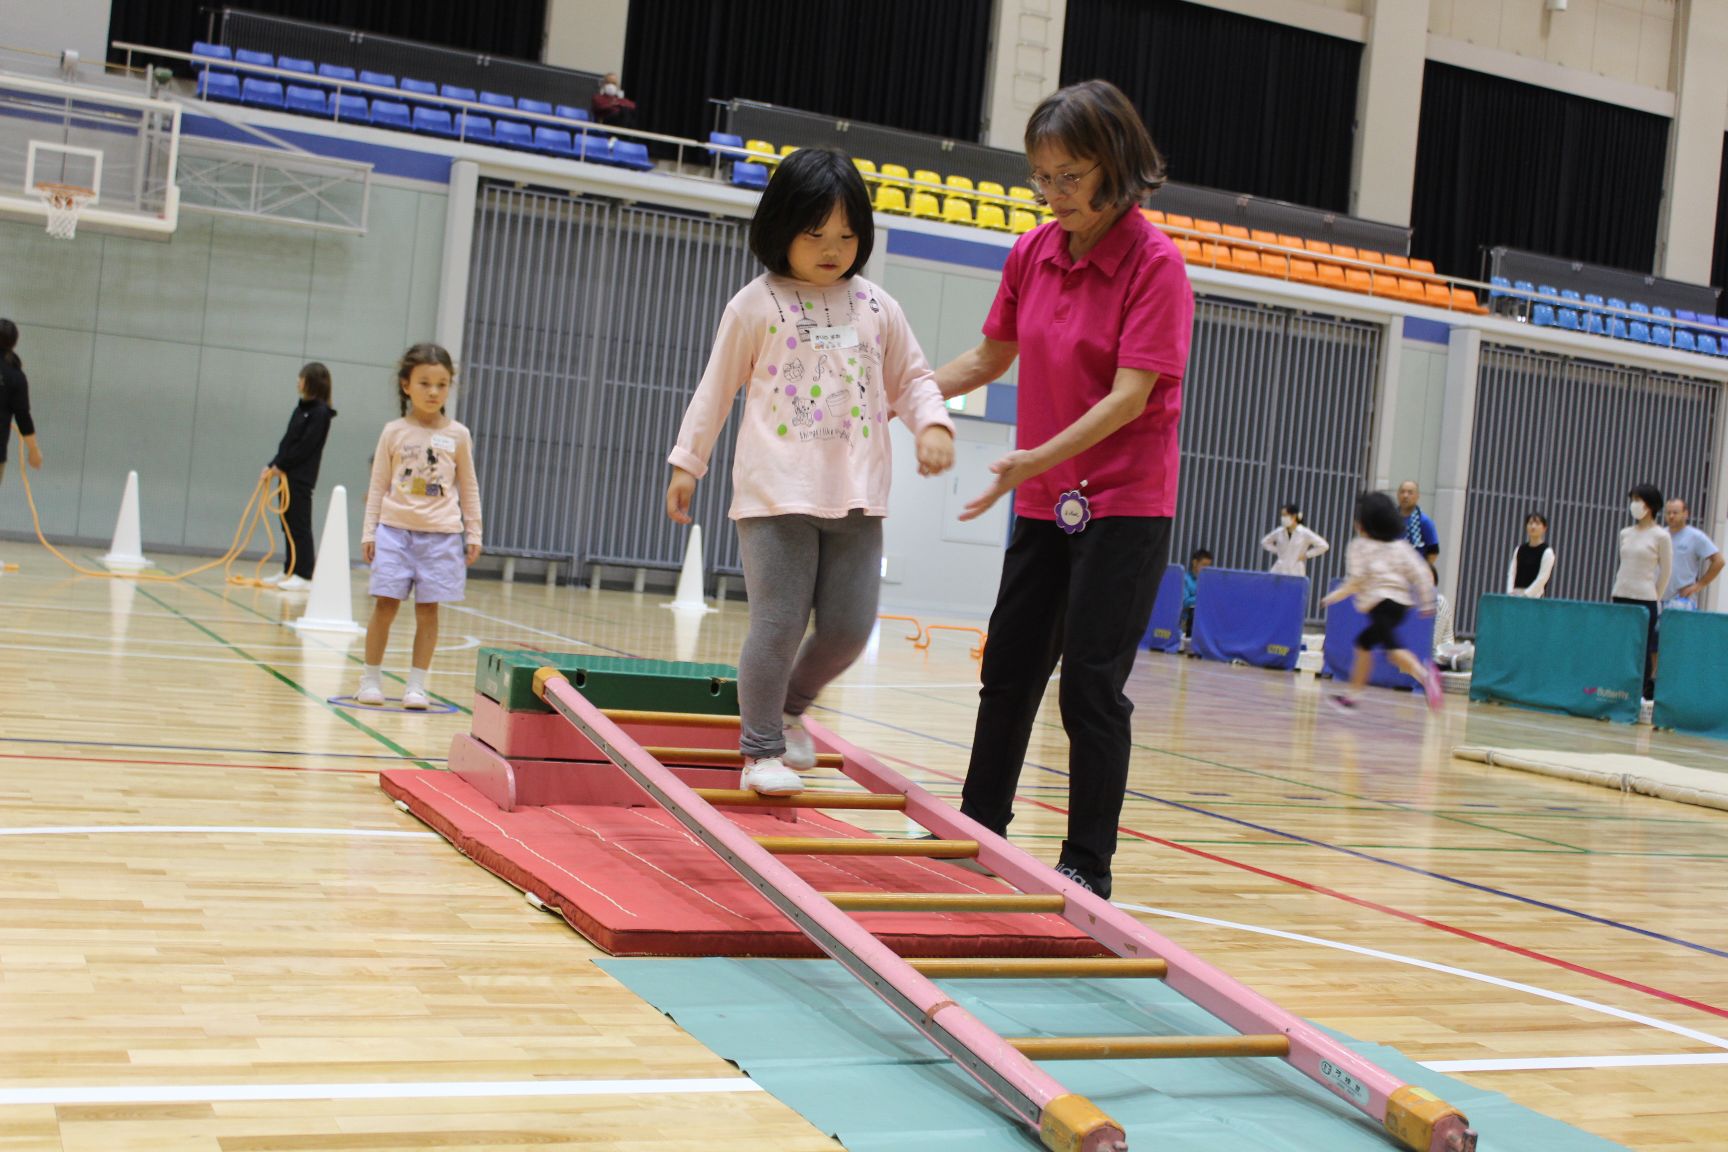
[1027,165,1097,196]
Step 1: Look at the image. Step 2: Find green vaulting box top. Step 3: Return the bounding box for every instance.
[476,648,740,715]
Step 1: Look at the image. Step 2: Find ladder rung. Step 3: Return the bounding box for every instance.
[1008,1034,1291,1061]
[603,709,740,728]
[693,788,906,811]
[824,892,1065,912]
[907,958,1169,979]
[754,836,979,858]
[643,746,845,768]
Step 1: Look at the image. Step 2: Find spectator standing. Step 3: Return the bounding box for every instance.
[1260,502,1328,577]
[1506,512,1556,597]
[1397,479,1440,574]
[1663,498,1721,611]
[1610,484,1671,701]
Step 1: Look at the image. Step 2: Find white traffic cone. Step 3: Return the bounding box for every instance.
[663,524,716,613]
[290,485,362,635]
[102,470,153,572]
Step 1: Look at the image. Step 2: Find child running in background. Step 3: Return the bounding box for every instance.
[666,147,956,796]
[358,344,482,710]
[261,361,336,591]
[1321,491,1442,713]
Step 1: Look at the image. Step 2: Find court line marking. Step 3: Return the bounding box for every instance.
[0,752,380,776]
[0,825,439,839]
[0,1078,763,1106]
[443,604,636,656]
[0,626,484,654]
[0,735,433,762]
[1425,1054,1728,1072]
[1114,902,1728,1051]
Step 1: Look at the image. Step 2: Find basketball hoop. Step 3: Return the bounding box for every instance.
[32,183,94,240]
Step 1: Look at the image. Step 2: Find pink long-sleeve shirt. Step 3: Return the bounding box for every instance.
[668,273,954,519]
[362,417,483,547]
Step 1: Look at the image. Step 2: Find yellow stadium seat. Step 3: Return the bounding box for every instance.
[746,139,776,158]
[910,190,942,219]
[977,203,1009,231]
[942,197,974,226]
[913,168,942,189]
[944,175,974,194]
[779,144,798,157]
[1010,208,1039,233]
[1008,185,1036,202]
[874,186,909,215]
[853,158,877,176]
[879,163,911,188]
[977,180,1006,198]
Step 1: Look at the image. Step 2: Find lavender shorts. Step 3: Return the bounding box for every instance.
[369,524,467,603]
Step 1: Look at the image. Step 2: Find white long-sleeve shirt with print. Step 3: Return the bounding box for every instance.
[1261,523,1329,577]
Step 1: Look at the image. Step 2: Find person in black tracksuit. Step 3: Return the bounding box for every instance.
[0,319,43,485]
[262,362,336,586]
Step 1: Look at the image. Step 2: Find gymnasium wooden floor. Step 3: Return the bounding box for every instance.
[3,537,1727,1151]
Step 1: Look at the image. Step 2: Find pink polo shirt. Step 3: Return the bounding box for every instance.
[984,207,1194,519]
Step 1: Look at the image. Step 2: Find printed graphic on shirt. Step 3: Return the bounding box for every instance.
[764,286,893,448]
[395,430,456,499]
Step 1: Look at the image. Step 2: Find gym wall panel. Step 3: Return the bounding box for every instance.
[76,334,200,544]
[182,346,308,551]
[306,186,425,367]
[8,225,102,334]
[95,215,215,345]
[0,326,93,538]
[406,190,447,344]
[202,219,318,358]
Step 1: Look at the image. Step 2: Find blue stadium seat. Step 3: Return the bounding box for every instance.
[1556,307,1581,331]
[278,56,315,80]
[611,140,652,170]
[1606,296,1627,313]
[1511,279,1535,318]
[479,91,515,110]
[1629,300,1651,315]
[1675,329,1697,352]
[197,71,240,102]
[412,107,459,138]
[359,70,397,89]
[731,161,770,189]
[369,99,412,130]
[1651,324,1673,347]
[459,114,494,143]
[1560,288,1581,303]
[440,84,477,105]
[1513,279,1535,295]
[577,135,612,163]
[1700,333,1721,356]
[1652,305,1673,320]
[557,104,592,123]
[1677,309,1698,323]
[240,78,285,109]
[1488,275,1510,298]
[1583,311,1605,336]
[518,98,554,118]
[400,77,438,104]
[332,93,369,124]
[317,63,357,89]
[533,125,577,157]
[1535,283,1558,304]
[191,42,232,73]
[493,120,533,149]
[284,84,328,117]
[235,48,274,70]
[1628,320,1652,343]
[1607,316,1630,341]
[1531,303,1556,327]
[1584,293,1605,310]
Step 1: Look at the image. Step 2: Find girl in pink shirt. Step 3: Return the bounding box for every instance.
[356,343,484,710]
[667,148,955,796]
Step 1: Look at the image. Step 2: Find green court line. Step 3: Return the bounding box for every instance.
[1147,836,1728,860]
[178,574,471,715]
[134,583,438,769]
[885,684,1595,853]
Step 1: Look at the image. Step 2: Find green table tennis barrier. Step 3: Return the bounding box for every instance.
[475,648,739,715]
[1653,610,1728,740]
[1469,595,1645,723]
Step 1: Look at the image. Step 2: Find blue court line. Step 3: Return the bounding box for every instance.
[811,703,1728,963]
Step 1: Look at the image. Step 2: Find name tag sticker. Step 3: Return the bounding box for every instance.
[430,433,457,452]
[810,325,859,351]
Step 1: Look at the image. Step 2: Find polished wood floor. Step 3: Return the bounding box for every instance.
[3,537,1728,1151]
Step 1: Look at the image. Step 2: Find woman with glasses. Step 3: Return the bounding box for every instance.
[933,79,1195,898]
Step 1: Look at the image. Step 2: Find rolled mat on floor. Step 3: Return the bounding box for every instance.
[1454,746,1728,812]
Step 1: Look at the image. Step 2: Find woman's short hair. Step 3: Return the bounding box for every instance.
[1280,502,1301,521]
[748,147,874,279]
[1525,511,1548,530]
[299,361,332,404]
[1024,79,1167,210]
[1355,491,1404,543]
[1628,484,1664,515]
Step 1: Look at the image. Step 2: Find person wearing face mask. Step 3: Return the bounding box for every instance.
[1261,502,1329,577]
[1610,484,1672,701]
[1505,512,1556,598]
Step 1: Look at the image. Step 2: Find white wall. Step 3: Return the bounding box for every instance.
[7,0,111,67]
[542,0,630,77]
[982,0,1066,150]
[1428,0,1675,92]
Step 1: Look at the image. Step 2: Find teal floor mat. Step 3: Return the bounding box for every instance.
[600,957,1625,1152]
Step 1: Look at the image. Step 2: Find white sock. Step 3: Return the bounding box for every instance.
[406,667,427,694]
[361,663,382,688]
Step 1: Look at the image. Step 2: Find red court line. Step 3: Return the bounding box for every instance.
[887,755,1728,1023]
[0,752,378,776]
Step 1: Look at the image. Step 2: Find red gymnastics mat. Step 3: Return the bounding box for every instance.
[382,768,1107,960]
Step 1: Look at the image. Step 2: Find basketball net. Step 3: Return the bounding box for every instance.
[33,183,93,240]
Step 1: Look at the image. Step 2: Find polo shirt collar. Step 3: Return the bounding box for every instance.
[1039,203,1147,276]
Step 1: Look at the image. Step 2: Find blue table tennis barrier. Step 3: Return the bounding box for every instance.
[1321,588,1434,690]
[1190,568,1307,671]
[1140,563,1186,653]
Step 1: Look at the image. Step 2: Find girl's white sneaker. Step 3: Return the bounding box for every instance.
[741,757,802,796]
[781,713,816,769]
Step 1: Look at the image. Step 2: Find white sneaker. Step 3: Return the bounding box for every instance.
[356,683,385,706]
[266,572,291,585]
[741,757,802,796]
[401,688,429,711]
[275,575,311,591]
[781,713,816,769]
